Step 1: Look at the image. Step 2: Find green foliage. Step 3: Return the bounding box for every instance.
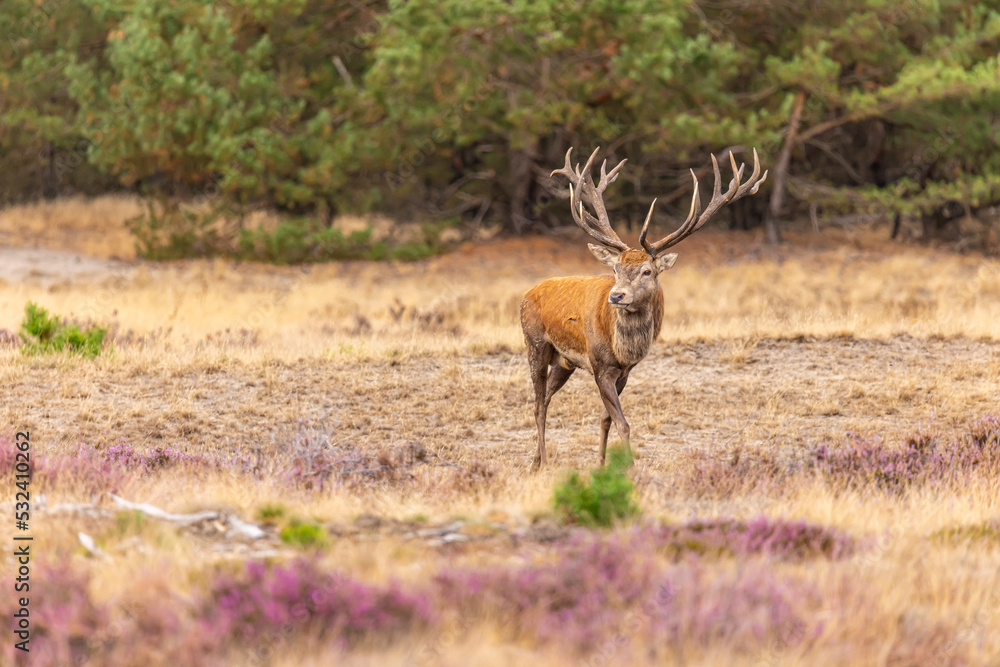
[0,0,113,200]
[256,503,286,523]
[127,200,229,261]
[19,302,108,357]
[5,0,1000,244]
[932,521,1000,545]
[553,446,640,528]
[128,205,447,262]
[235,218,447,263]
[114,510,147,535]
[236,221,400,263]
[279,517,328,549]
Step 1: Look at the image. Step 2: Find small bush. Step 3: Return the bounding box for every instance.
[553,445,640,527]
[256,503,287,523]
[128,201,227,261]
[237,219,446,264]
[280,517,328,549]
[19,301,108,357]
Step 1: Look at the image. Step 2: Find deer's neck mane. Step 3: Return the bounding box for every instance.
[610,289,663,367]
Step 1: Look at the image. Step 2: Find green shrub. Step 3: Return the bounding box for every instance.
[127,202,229,261]
[236,219,446,264]
[256,503,287,522]
[279,517,328,549]
[553,446,640,528]
[19,302,108,357]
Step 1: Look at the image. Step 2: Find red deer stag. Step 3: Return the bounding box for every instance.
[521,147,767,469]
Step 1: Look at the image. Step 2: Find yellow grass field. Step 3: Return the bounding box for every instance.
[1,196,1000,666]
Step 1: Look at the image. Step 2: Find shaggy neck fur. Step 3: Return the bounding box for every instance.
[611,307,656,367]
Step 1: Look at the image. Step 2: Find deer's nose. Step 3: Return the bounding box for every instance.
[609,291,626,304]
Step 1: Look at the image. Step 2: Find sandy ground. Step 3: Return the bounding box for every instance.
[5,334,997,471]
[0,246,133,285]
[1,222,998,470]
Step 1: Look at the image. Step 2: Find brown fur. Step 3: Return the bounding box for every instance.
[520,248,672,469]
[528,145,767,468]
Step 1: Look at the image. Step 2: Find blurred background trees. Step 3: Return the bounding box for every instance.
[2,0,1000,256]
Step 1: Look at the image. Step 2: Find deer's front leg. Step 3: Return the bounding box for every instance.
[595,367,630,464]
[599,373,629,463]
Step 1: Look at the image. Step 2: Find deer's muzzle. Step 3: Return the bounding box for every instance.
[608,290,632,306]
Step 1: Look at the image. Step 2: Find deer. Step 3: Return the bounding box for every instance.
[520,146,767,469]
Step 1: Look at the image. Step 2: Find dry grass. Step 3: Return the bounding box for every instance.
[2,199,1000,665]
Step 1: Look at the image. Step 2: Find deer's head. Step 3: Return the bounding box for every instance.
[550,146,768,311]
[588,246,676,312]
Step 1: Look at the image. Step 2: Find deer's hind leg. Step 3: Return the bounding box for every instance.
[527,339,555,470]
[529,345,576,470]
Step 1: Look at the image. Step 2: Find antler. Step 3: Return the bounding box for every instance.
[639,148,768,257]
[550,147,629,251]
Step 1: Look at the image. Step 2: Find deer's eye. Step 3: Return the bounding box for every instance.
[642,269,652,276]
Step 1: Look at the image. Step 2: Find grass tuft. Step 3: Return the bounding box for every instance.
[279,517,328,549]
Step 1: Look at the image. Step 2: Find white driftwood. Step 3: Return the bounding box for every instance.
[110,494,219,525]
[78,531,108,559]
[227,515,267,541]
[109,494,267,541]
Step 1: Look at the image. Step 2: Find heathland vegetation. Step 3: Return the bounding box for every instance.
[2,228,1000,665]
[3,1,1000,665]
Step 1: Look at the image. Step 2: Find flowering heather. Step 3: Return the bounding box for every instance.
[0,438,128,494]
[4,558,432,666]
[2,561,216,667]
[38,444,130,495]
[206,559,435,649]
[0,435,27,477]
[0,437,261,496]
[1,537,968,664]
[433,530,825,655]
[103,439,211,472]
[435,528,657,648]
[810,416,1000,493]
[3,562,107,667]
[280,418,469,491]
[643,564,820,655]
[101,438,258,475]
[652,516,855,561]
[431,526,836,653]
[676,445,791,498]
[737,516,855,559]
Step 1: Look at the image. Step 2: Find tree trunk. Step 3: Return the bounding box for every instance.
[42,141,57,199]
[507,145,537,233]
[765,88,808,244]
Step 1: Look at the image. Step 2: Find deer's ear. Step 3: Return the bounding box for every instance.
[654,253,678,273]
[588,244,620,267]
